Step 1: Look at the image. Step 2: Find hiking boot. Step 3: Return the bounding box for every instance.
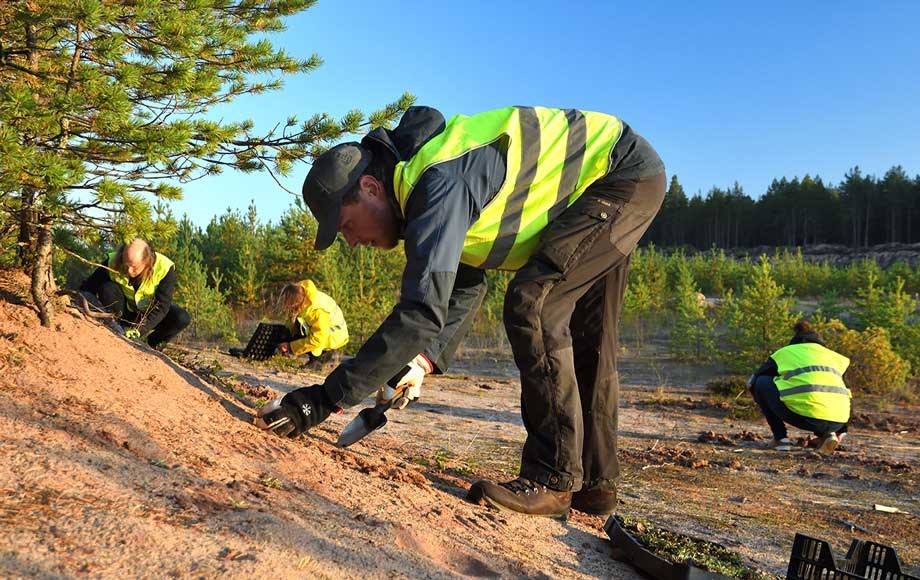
[467,478,571,517]
[814,433,839,454]
[307,351,335,368]
[571,488,618,516]
[771,437,793,451]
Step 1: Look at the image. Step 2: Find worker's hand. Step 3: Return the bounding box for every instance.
[254,385,340,438]
[125,327,141,340]
[274,342,293,357]
[399,354,432,391]
[376,354,433,410]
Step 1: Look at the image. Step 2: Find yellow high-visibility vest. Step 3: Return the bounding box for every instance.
[773,342,851,423]
[393,106,623,271]
[107,251,174,312]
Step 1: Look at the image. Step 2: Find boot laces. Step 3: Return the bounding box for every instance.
[501,478,543,496]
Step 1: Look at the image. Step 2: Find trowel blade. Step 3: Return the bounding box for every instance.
[336,406,388,448]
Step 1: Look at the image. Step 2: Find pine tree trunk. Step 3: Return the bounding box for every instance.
[30,217,57,327]
[907,209,913,243]
[17,190,37,270]
[851,210,858,248]
[890,209,897,243]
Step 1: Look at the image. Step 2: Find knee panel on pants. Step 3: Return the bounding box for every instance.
[174,306,192,330]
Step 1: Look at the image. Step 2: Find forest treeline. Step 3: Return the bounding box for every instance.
[21,192,916,400]
[646,167,920,248]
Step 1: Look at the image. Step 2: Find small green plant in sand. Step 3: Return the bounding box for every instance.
[250,355,310,373]
[419,448,480,475]
[705,375,748,398]
[259,475,283,489]
[705,376,761,420]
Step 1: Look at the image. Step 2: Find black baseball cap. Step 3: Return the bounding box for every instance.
[301,142,372,250]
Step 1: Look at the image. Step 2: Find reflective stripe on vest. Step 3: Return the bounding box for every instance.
[107,251,174,311]
[392,106,623,271]
[772,343,851,423]
[783,365,843,380]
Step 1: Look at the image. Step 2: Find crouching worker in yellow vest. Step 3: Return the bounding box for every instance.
[79,238,191,350]
[748,320,851,454]
[274,279,348,367]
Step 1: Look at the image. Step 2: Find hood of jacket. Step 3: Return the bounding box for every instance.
[361,106,446,164]
[299,279,318,303]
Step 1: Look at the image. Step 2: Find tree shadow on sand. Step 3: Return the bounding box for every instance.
[414,402,524,426]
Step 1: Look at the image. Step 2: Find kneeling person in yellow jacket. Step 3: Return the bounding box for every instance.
[275,279,348,366]
[748,320,851,454]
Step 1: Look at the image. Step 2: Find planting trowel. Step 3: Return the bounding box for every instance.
[336,365,412,448]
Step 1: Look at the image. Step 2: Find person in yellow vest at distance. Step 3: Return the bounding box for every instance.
[748,320,851,454]
[79,238,191,350]
[273,279,349,367]
[255,105,666,519]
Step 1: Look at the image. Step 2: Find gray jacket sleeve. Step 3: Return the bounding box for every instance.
[423,263,487,373]
[321,164,485,407]
[753,356,779,378]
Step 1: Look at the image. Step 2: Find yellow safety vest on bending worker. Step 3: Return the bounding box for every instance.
[107,251,174,312]
[772,342,851,423]
[287,279,349,357]
[392,106,624,271]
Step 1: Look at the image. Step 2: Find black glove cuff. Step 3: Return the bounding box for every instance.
[280,385,334,436]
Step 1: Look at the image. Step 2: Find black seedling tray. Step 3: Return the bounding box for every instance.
[242,322,291,360]
[786,533,917,580]
[604,516,733,580]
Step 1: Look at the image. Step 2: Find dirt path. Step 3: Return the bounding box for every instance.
[187,340,920,577]
[1,270,917,578]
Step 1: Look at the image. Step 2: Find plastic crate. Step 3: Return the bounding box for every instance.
[241,322,291,360]
[786,533,918,580]
[604,516,734,580]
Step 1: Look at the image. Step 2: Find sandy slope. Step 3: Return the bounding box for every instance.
[0,272,637,579]
[1,269,918,579]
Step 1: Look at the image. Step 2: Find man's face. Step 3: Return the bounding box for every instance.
[125,259,145,278]
[336,175,400,249]
[124,243,147,278]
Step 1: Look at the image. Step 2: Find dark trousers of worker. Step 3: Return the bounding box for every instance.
[751,375,847,440]
[504,172,666,492]
[96,279,191,348]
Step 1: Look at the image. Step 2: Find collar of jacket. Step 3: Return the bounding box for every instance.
[362,106,446,163]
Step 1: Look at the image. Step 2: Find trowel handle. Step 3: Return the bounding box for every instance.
[373,365,415,410]
[386,365,412,389]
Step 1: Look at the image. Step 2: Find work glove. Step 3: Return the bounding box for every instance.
[125,327,141,340]
[376,354,433,410]
[254,385,339,438]
[274,342,294,358]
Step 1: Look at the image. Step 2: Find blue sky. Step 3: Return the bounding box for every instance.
[171,0,920,226]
